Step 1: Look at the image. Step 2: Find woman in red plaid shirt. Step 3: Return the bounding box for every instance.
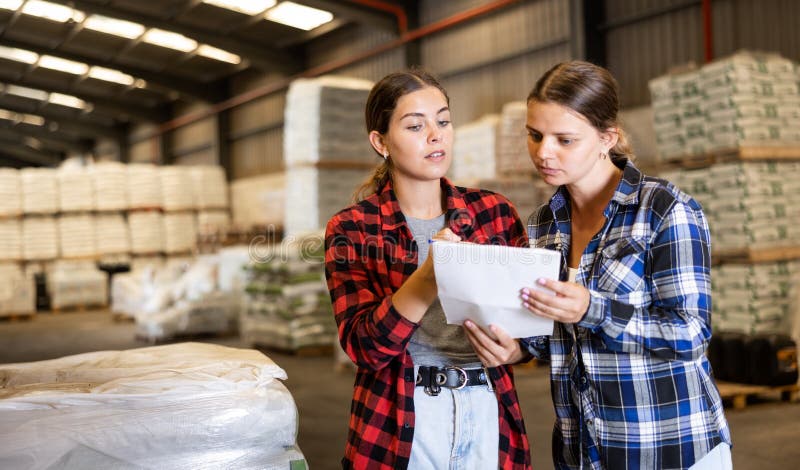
[324,69,532,469]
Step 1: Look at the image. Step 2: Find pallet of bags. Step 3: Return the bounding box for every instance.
[0,263,35,317]
[48,261,108,311]
[0,343,307,469]
[0,168,21,217]
[241,232,336,353]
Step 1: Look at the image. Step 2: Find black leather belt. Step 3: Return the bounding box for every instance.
[415,365,493,396]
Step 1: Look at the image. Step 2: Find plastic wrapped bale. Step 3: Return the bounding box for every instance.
[94,213,130,256]
[163,212,197,254]
[0,219,21,261]
[90,161,127,211]
[451,114,499,181]
[0,263,35,317]
[127,164,162,209]
[160,166,195,211]
[22,216,58,261]
[242,233,336,352]
[0,168,21,217]
[135,291,241,343]
[48,261,108,310]
[0,343,307,470]
[128,211,164,254]
[190,165,229,210]
[20,168,58,215]
[57,166,93,213]
[58,214,97,259]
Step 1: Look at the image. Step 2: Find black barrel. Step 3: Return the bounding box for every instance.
[747,334,798,386]
[719,332,750,383]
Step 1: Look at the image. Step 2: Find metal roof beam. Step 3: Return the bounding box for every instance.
[0,101,125,140]
[0,75,167,123]
[0,140,63,166]
[0,126,93,154]
[49,0,302,74]
[0,37,226,103]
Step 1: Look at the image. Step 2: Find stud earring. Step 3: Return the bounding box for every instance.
[382,151,388,161]
[599,151,608,160]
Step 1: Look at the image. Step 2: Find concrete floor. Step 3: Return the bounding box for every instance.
[1,310,799,469]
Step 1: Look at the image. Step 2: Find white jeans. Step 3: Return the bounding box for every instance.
[689,443,732,470]
[408,366,499,469]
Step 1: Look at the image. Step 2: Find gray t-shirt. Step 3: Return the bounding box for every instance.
[404,213,481,367]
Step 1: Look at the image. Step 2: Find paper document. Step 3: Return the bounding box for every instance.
[431,241,560,338]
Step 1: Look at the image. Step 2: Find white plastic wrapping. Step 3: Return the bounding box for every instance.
[451,114,499,181]
[57,166,94,212]
[0,219,21,261]
[230,172,285,228]
[128,211,164,254]
[90,161,128,211]
[0,262,35,316]
[0,168,21,216]
[160,166,195,211]
[0,343,306,470]
[22,216,58,261]
[163,212,197,254]
[20,168,58,215]
[190,165,228,209]
[58,214,97,258]
[95,213,130,255]
[127,164,162,209]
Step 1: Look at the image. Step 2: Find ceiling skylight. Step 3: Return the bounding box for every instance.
[22,0,84,23]
[83,15,146,39]
[49,93,86,109]
[202,0,277,16]
[20,113,45,126]
[0,0,22,11]
[38,55,89,75]
[5,84,49,101]
[143,29,198,52]
[0,45,38,64]
[265,1,333,31]
[196,45,241,64]
[88,66,135,86]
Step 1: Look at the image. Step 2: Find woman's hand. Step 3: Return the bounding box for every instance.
[417,227,461,282]
[464,320,526,367]
[521,278,590,324]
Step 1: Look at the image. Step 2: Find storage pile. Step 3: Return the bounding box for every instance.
[712,262,800,334]
[496,101,531,175]
[48,261,108,310]
[451,114,499,181]
[660,162,800,251]
[0,168,21,217]
[649,51,800,161]
[241,233,336,352]
[283,76,374,238]
[0,343,307,469]
[0,263,35,316]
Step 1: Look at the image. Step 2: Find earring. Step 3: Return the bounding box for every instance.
[382,151,389,161]
[600,151,608,160]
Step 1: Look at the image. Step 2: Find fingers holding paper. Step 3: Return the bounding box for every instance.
[521,278,590,324]
[463,320,525,367]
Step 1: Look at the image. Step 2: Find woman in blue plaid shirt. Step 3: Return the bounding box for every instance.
[464,61,731,469]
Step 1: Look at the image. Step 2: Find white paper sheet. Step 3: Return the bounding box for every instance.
[431,241,560,338]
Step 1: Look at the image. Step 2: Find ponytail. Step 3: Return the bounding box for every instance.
[353,160,392,203]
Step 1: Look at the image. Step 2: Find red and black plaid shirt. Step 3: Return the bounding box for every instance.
[325,177,532,469]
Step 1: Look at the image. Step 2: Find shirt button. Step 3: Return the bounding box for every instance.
[405,375,412,382]
[404,423,410,428]
[580,376,588,385]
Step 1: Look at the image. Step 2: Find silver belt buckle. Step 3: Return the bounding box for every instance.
[483,366,494,392]
[443,366,467,389]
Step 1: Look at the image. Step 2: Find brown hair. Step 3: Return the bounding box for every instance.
[353,68,450,202]
[527,61,633,162]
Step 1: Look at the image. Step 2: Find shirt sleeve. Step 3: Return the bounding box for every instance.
[324,216,418,371]
[578,199,712,362]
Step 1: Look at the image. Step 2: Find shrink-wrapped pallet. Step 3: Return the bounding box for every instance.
[241,232,336,352]
[58,214,96,259]
[128,211,163,254]
[190,165,228,209]
[0,169,21,217]
[163,212,197,254]
[230,172,285,228]
[90,161,127,211]
[160,166,195,211]
[496,101,531,176]
[284,76,374,166]
[127,164,162,209]
[0,219,21,261]
[57,166,93,212]
[284,166,370,238]
[22,216,58,261]
[48,260,108,310]
[0,343,306,470]
[0,262,35,316]
[451,114,499,181]
[94,213,130,255]
[20,168,58,215]
[196,210,230,236]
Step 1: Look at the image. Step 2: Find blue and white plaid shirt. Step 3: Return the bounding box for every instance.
[522,160,731,470]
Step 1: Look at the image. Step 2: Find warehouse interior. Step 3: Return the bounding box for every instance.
[0,0,799,469]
